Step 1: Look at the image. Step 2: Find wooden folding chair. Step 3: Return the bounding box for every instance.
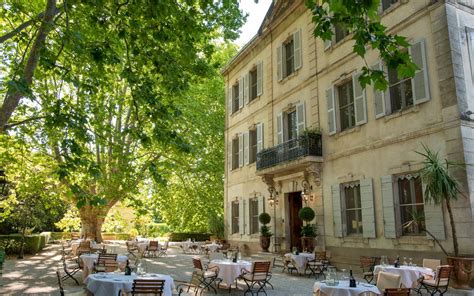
[239,261,271,296]
[384,288,410,296]
[129,279,165,296]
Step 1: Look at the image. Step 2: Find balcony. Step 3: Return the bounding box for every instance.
[256,133,322,172]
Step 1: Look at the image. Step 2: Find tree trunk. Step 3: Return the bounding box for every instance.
[445,197,459,256]
[0,0,57,132]
[78,205,110,243]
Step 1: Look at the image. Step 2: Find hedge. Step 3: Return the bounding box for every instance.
[168,232,210,242]
[0,234,49,255]
[49,232,130,241]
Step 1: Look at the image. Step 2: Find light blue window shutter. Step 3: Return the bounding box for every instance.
[332,184,343,238]
[227,202,232,235]
[238,133,244,167]
[257,61,263,96]
[256,123,264,152]
[360,179,376,238]
[381,175,397,238]
[294,29,302,70]
[296,101,306,137]
[352,72,367,125]
[372,62,386,118]
[238,77,244,109]
[244,73,249,105]
[277,45,283,81]
[423,184,446,240]
[258,196,264,228]
[277,112,284,144]
[244,131,249,165]
[410,39,430,105]
[326,87,336,135]
[239,197,244,235]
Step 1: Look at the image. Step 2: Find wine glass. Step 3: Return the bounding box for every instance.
[341,268,348,281]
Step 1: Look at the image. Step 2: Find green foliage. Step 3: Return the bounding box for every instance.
[55,208,81,232]
[298,207,316,222]
[305,0,417,91]
[102,210,127,233]
[258,213,271,225]
[168,232,210,242]
[208,214,225,239]
[301,224,317,237]
[0,234,48,255]
[260,225,272,237]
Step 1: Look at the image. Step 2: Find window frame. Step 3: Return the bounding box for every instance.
[336,79,356,132]
[341,182,363,236]
[394,174,425,236]
[334,24,349,44]
[231,137,239,170]
[249,129,257,164]
[231,201,239,234]
[249,198,259,235]
[284,38,295,78]
[381,0,399,12]
[249,67,258,102]
[387,62,413,113]
[232,83,239,114]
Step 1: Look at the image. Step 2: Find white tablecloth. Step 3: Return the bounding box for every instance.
[208,259,252,286]
[182,241,204,253]
[373,265,434,288]
[137,241,150,252]
[313,281,380,296]
[85,273,174,296]
[71,240,101,255]
[80,254,128,280]
[285,252,315,272]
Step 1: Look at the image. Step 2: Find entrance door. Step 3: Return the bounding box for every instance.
[288,191,303,251]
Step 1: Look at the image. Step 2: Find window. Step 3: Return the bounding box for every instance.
[388,62,413,112]
[397,175,425,235]
[231,201,239,234]
[277,29,302,81]
[373,39,430,117]
[381,0,398,11]
[249,199,259,234]
[277,102,305,144]
[232,83,240,114]
[249,129,257,164]
[337,80,355,131]
[468,28,474,80]
[232,138,239,170]
[343,183,362,235]
[335,24,349,43]
[250,68,258,101]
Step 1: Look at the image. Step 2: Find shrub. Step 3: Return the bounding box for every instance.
[301,224,317,237]
[0,234,48,255]
[298,207,315,222]
[258,213,271,225]
[168,232,210,242]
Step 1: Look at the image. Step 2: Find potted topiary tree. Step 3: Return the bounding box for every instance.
[416,145,473,289]
[258,213,272,252]
[298,206,317,252]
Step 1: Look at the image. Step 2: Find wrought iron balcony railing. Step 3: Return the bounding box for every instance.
[256,133,322,170]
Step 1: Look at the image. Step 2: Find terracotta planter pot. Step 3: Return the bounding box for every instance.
[260,236,271,252]
[301,236,315,252]
[447,256,474,290]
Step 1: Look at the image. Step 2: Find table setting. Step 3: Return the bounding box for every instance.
[373,264,433,288]
[284,252,315,273]
[80,253,129,280]
[85,272,174,296]
[313,280,380,296]
[208,258,252,286]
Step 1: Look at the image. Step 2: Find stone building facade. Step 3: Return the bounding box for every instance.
[222,0,474,265]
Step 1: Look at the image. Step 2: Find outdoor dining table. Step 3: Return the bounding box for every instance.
[204,243,222,252]
[181,241,204,253]
[313,280,381,296]
[136,241,150,252]
[71,240,102,255]
[285,252,315,273]
[373,264,434,288]
[85,272,174,296]
[80,253,128,281]
[208,259,252,286]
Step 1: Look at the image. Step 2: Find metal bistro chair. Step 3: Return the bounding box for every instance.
[360,256,379,283]
[60,249,81,285]
[239,261,271,296]
[93,253,118,273]
[56,270,87,296]
[189,257,221,295]
[126,240,139,258]
[146,241,159,258]
[416,265,453,296]
[130,279,165,296]
[158,241,169,257]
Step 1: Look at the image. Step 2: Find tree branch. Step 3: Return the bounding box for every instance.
[4,116,46,130]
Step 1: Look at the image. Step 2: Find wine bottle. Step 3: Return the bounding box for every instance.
[349,268,356,287]
[394,255,400,268]
[124,260,132,275]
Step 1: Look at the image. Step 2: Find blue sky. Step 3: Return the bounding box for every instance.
[235,0,273,47]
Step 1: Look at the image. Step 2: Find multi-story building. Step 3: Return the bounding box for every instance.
[222,0,474,265]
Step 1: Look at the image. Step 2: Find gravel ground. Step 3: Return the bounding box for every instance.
[0,242,472,295]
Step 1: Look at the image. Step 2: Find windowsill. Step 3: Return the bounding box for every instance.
[341,235,368,244]
[379,1,404,17]
[230,167,242,173]
[230,108,242,118]
[248,96,261,106]
[393,235,434,246]
[383,105,420,122]
[325,34,353,52]
[248,162,256,167]
[331,125,361,138]
[279,69,300,84]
